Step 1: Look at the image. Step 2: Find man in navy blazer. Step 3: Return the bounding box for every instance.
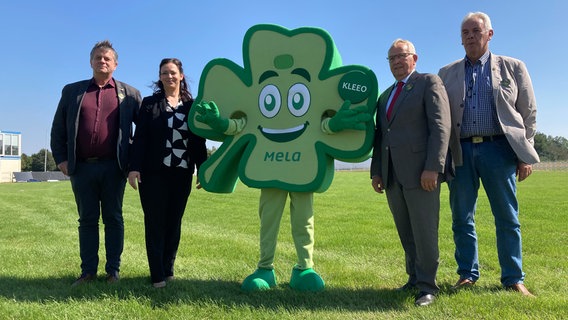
[370,39,451,306]
[438,12,539,297]
[51,40,141,286]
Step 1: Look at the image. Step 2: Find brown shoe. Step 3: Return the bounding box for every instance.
[451,278,475,290]
[106,272,120,284]
[71,273,96,286]
[505,283,535,297]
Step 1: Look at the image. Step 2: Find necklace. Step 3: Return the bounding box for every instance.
[166,94,180,108]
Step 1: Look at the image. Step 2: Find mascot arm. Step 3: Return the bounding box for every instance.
[225,117,247,135]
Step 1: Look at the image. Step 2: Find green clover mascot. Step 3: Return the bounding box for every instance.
[188,24,378,292]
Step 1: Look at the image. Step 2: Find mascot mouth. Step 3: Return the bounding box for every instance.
[258,121,309,143]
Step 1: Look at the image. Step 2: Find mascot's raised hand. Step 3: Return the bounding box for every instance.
[195,101,229,133]
[327,100,372,132]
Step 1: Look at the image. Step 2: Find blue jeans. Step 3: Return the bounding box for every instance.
[70,160,126,276]
[448,138,525,286]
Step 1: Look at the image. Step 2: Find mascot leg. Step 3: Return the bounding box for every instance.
[241,188,286,292]
[288,192,325,292]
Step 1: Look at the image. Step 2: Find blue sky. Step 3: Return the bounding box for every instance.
[0,0,565,154]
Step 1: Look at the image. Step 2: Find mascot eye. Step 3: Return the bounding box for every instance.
[258,84,282,118]
[287,83,310,117]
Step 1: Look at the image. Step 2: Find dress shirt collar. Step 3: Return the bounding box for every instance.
[465,50,490,67]
[393,70,414,87]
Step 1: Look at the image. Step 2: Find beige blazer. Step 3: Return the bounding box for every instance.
[438,54,540,166]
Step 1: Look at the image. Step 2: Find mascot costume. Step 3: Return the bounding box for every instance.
[188,24,378,292]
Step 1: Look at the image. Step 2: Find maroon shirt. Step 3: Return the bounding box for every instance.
[76,78,120,160]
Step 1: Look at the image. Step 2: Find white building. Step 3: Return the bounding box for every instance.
[0,130,22,183]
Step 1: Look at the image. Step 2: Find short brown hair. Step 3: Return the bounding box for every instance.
[90,40,118,62]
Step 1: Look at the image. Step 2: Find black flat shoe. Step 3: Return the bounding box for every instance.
[396,282,417,291]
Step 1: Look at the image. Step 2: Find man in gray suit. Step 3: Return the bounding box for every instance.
[51,40,141,286]
[438,12,539,297]
[370,39,451,306]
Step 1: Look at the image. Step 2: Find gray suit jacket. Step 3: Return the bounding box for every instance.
[438,53,540,166]
[370,71,451,189]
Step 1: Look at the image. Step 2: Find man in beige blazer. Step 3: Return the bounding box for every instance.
[438,12,539,297]
[370,39,451,307]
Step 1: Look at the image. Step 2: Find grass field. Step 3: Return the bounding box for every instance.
[0,171,566,319]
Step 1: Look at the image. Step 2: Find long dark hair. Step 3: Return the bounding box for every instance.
[152,58,193,101]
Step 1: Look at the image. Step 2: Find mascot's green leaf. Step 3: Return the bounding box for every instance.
[188,24,378,193]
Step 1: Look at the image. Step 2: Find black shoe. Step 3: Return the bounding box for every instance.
[397,282,417,291]
[106,272,119,284]
[72,273,96,286]
[415,291,435,306]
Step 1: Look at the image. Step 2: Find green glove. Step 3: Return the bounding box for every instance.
[328,100,372,132]
[195,101,229,133]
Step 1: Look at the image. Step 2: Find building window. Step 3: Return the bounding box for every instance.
[0,132,21,156]
[9,134,19,155]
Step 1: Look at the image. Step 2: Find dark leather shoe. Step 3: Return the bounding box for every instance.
[451,278,475,290]
[415,291,435,306]
[72,273,96,286]
[396,282,417,291]
[106,272,119,284]
[505,283,535,297]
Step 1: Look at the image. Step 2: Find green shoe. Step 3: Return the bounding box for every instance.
[289,267,325,292]
[241,268,277,292]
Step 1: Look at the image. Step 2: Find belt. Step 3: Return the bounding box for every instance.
[460,135,506,144]
[81,157,114,163]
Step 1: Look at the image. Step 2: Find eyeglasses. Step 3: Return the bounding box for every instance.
[467,79,473,98]
[466,73,477,98]
[387,52,414,62]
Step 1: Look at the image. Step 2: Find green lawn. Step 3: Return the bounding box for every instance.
[0,171,566,319]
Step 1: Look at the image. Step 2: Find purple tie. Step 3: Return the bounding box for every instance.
[386,81,404,121]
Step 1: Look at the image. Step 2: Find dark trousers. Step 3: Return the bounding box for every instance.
[385,159,440,294]
[70,160,126,276]
[138,166,192,283]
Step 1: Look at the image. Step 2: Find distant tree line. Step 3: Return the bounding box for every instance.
[534,132,568,161]
[20,133,567,171]
[21,149,57,172]
[20,146,220,172]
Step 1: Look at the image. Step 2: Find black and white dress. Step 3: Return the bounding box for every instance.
[163,100,190,169]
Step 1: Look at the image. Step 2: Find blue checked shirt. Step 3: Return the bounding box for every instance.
[461,51,503,138]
